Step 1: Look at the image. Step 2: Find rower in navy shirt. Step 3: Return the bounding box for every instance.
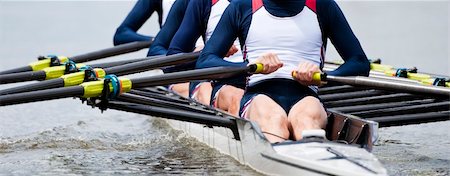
[167,0,244,115]
[113,0,175,46]
[197,0,370,143]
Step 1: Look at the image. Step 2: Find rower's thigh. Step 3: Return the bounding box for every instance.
[247,95,289,135]
[171,82,190,97]
[216,85,244,109]
[196,82,212,105]
[288,96,327,130]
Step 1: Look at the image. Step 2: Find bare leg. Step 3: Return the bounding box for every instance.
[170,82,190,98]
[192,82,212,105]
[246,95,290,143]
[288,96,327,140]
[215,85,244,116]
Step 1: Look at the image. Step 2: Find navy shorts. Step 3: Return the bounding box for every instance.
[239,79,320,118]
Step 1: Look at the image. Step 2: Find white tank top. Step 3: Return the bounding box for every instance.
[245,1,323,87]
[206,0,243,63]
[162,0,176,25]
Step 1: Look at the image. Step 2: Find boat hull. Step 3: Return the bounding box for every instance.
[165,114,387,175]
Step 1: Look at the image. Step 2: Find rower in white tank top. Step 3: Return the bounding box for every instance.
[244,2,323,89]
[206,0,243,63]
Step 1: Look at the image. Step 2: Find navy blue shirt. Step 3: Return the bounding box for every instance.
[166,0,212,55]
[113,0,191,57]
[196,0,370,77]
[113,0,161,46]
[148,0,192,56]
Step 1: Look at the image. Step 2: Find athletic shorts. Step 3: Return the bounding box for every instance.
[239,78,320,118]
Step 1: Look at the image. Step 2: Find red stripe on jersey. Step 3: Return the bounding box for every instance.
[252,0,263,13]
[305,0,317,13]
[212,0,219,6]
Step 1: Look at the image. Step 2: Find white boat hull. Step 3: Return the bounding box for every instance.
[165,117,387,176]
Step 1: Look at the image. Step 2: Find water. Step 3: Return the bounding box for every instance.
[0,1,449,175]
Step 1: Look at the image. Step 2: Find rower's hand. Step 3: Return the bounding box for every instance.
[253,53,283,74]
[225,45,238,57]
[293,62,321,86]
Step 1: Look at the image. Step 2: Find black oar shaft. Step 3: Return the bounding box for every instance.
[104,52,199,76]
[368,111,450,127]
[118,93,217,115]
[0,41,152,75]
[89,57,149,68]
[0,54,192,95]
[0,78,64,96]
[0,66,32,75]
[0,86,83,106]
[0,71,46,84]
[351,101,450,118]
[131,66,252,88]
[107,101,238,137]
[326,75,450,97]
[330,99,436,113]
[70,41,152,63]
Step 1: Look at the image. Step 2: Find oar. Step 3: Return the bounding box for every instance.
[106,100,241,140]
[0,52,199,95]
[325,61,449,87]
[292,72,450,97]
[0,41,152,75]
[0,64,263,106]
[0,51,199,85]
[0,55,155,85]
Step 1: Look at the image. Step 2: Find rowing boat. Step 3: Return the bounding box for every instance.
[3,52,448,175]
[110,87,388,176]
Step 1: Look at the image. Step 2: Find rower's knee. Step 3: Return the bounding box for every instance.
[171,83,189,98]
[196,83,212,105]
[288,96,327,139]
[249,95,290,142]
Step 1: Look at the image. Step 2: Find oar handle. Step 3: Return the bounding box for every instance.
[291,71,327,82]
[247,63,264,74]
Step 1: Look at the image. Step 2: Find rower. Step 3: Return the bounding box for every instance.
[167,0,245,115]
[114,0,199,97]
[113,0,176,46]
[196,0,370,143]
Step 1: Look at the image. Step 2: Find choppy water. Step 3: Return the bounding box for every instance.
[0,1,449,175]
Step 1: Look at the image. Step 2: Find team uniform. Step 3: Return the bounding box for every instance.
[167,0,245,104]
[196,0,370,117]
[114,0,176,46]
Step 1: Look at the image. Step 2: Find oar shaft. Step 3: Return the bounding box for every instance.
[107,101,238,131]
[0,78,64,96]
[326,75,450,97]
[104,52,199,76]
[131,66,254,88]
[0,66,32,75]
[0,71,46,84]
[70,41,152,63]
[0,41,152,75]
[368,111,450,127]
[0,86,83,106]
[89,57,149,68]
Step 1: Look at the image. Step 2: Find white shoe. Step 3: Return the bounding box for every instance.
[302,129,326,139]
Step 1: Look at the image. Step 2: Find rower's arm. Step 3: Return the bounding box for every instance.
[319,0,370,76]
[148,0,190,56]
[196,2,247,69]
[167,0,208,55]
[113,0,157,46]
